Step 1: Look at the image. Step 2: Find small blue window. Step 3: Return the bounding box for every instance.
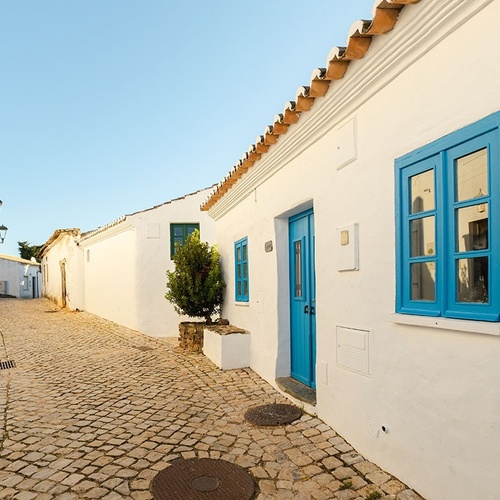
[235,237,249,302]
[396,112,500,321]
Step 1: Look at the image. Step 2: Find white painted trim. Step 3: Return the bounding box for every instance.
[389,313,500,336]
[79,220,134,246]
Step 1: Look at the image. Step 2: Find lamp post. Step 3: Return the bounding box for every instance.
[0,200,8,244]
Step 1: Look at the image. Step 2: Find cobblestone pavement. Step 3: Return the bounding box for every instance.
[0,299,423,499]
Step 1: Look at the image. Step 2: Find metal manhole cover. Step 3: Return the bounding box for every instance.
[151,458,255,500]
[244,403,302,426]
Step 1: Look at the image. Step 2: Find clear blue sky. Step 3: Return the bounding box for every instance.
[0,0,375,257]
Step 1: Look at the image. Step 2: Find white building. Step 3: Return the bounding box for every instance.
[78,187,217,337]
[0,254,41,299]
[40,228,85,310]
[202,1,500,499]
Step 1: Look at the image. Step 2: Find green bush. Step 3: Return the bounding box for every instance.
[165,230,225,324]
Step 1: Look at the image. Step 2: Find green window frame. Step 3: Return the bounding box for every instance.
[170,223,199,258]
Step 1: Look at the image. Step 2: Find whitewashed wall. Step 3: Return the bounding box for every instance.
[129,189,217,337]
[209,2,500,499]
[81,224,138,330]
[81,188,217,337]
[42,233,85,309]
[0,256,41,299]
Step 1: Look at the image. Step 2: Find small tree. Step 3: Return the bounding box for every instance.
[165,230,225,324]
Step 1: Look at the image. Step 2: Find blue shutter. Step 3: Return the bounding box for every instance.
[235,238,249,302]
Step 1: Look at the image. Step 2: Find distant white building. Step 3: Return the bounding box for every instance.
[40,228,85,310]
[0,254,41,299]
[42,187,217,337]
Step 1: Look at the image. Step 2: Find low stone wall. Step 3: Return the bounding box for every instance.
[178,322,205,352]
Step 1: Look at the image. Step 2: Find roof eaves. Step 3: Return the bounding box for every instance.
[0,254,41,266]
[40,228,81,258]
[79,184,218,244]
[201,0,421,211]
[126,184,217,217]
[79,216,128,243]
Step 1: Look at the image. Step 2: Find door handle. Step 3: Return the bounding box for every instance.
[304,305,309,314]
[310,306,315,315]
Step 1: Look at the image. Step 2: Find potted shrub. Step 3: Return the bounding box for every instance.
[165,230,225,351]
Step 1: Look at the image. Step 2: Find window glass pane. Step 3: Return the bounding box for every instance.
[411,216,435,257]
[242,244,247,261]
[187,226,197,236]
[411,262,435,301]
[243,281,248,296]
[174,227,184,237]
[294,240,302,298]
[457,257,488,303]
[410,169,434,214]
[174,237,183,247]
[456,148,488,202]
[236,247,241,262]
[237,265,241,279]
[243,262,248,279]
[456,206,488,252]
[237,282,242,296]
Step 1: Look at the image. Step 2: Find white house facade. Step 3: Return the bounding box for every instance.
[40,229,85,310]
[79,187,217,337]
[0,254,41,299]
[202,1,500,499]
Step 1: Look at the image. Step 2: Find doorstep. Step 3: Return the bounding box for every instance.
[276,377,316,406]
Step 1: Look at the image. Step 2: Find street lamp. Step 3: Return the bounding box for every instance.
[0,200,8,244]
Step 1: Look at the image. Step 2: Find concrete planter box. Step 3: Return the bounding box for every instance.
[203,324,250,370]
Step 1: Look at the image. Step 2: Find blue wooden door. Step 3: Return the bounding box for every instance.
[289,209,316,388]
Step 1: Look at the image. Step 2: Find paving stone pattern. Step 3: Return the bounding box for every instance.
[0,299,424,499]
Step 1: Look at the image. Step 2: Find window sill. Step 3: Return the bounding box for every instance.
[390,313,500,336]
[235,301,250,307]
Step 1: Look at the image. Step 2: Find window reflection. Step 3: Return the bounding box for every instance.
[411,170,434,214]
[456,149,488,202]
[411,216,435,257]
[411,262,435,301]
[457,257,488,303]
[456,205,488,252]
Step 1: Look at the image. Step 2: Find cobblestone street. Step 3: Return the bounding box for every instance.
[0,299,422,499]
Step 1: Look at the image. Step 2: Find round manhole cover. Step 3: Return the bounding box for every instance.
[191,475,219,491]
[244,403,302,426]
[151,458,255,500]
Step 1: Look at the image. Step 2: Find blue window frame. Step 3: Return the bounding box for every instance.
[235,237,249,302]
[396,112,500,321]
[170,223,199,258]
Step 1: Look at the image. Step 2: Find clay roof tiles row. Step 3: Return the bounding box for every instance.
[201,0,420,211]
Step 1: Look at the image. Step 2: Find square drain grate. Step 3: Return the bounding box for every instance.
[0,360,16,370]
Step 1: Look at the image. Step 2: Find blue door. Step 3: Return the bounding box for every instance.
[289,209,316,388]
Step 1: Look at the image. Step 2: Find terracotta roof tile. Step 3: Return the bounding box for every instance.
[201,0,421,211]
